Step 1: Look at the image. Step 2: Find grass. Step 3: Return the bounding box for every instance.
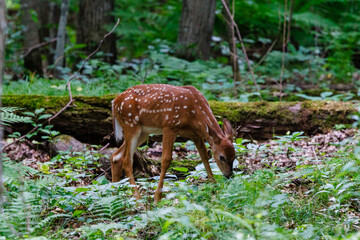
[3,78,135,96]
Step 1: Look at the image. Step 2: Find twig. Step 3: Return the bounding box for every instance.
[100,143,110,152]
[2,18,120,153]
[243,39,278,83]
[47,81,73,123]
[22,38,58,58]
[279,0,291,101]
[221,0,262,101]
[223,0,238,97]
[231,0,236,97]
[287,0,294,45]
[66,18,120,84]
[93,166,111,181]
[311,146,318,162]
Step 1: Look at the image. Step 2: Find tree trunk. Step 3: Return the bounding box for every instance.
[222,0,241,98]
[176,0,216,60]
[77,0,117,64]
[37,0,59,68]
[20,0,43,74]
[0,0,6,203]
[2,95,356,143]
[53,0,69,78]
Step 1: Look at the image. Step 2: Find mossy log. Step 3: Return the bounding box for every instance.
[2,94,356,143]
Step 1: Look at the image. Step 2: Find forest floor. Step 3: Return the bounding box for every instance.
[2,128,360,239]
[3,128,356,185]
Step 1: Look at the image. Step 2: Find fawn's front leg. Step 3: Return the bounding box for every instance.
[192,137,216,183]
[154,128,176,204]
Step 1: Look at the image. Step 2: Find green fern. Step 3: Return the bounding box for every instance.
[0,107,32,126]
[0,191,41,238]
[87,195,136,222]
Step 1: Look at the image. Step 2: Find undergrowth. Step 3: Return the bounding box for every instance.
[1,131,360,239]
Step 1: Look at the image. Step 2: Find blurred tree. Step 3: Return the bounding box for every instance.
[53,0,69,78]
[77,0,117,64]
[176,0,216,60]
[20,0,43,74]
[38,0,59,67]
[0,0,5,203]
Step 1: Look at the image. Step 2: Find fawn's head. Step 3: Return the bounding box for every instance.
[208,119,235,178]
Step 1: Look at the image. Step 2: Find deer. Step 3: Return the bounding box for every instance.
[110,84,235,203]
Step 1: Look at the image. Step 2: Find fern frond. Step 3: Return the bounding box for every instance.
[33,213,72,232]
[80,222,129,238]
[0,191,43,238]
[0,107,32,126]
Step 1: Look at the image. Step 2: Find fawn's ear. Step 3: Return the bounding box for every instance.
[222,118,234,141]
[206,123,221,144]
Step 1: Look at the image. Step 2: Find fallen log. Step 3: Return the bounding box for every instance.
[2,94,356,143]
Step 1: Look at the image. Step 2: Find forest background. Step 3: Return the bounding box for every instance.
[1,0,360,239]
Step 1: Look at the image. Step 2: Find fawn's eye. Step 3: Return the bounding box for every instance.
[219,155,226,162]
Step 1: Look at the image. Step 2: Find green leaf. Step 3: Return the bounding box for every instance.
[35,108,45,115]
[173,167,188,173]
[29,9,39,23]
[320,91,333,99]
[73,210,84,217]
[23,111,36,117]
[38,114,52,120]
[236,138,243,144]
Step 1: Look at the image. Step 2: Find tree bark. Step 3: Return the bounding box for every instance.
[20,0,43,74]
[53,0,69,78]
[2,95,356,143]
[77,0,117,64]
[176,0,216,60]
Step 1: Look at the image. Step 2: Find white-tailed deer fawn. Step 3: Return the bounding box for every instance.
[111,84,235,203]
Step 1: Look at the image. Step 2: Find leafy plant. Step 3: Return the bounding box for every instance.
[296,91,354,101]
[48,149,102,184]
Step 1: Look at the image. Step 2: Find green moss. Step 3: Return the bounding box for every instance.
[1,95,115,117]
[302,100,355,130]
[209,101,306,124]
[2,95,70,110]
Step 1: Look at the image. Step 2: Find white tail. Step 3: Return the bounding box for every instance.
[112,100,123,142]
[110,84,235,203]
